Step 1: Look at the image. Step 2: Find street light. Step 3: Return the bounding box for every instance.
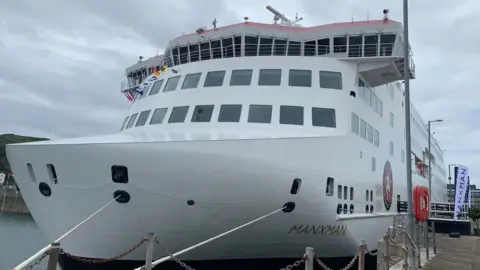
[428,119,443,206]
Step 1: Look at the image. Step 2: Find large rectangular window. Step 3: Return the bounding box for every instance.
[230,69,253,86]
[191,105,214,122]
[204,71,226,87]
[360,119,366,139]
[258,69,282,86]
[374,129,380,147]
[389,112,394,127]
[120,116,129,130]
[150,108,168,125]
[367,124,374,143]
[319,71,342,90]
[218,104,242,122]
[135,110,151,127]
[389,141,394,156]
[312,107,336,128]
[248,105,272,123]
[181,73,202,89]
[280,106,304,125]
[351,113,359,134]
[289,69,312,87]
[168,106,189,123]
[126,113,138,129]
[163,76,181,92]
[149,80,164,95]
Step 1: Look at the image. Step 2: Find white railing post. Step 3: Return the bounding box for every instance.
[305,247,314,270]
[145,233,155,270]
[46,242,60,270]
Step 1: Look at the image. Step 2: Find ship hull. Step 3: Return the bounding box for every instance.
[6,135,438,269]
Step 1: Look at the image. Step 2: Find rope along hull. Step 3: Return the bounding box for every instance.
[58,253,378,270]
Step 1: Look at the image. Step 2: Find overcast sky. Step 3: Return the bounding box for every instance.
[0,0,479,183]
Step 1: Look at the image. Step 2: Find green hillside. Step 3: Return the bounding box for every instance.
[0,134,49,172]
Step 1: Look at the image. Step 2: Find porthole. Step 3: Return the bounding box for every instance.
[370,205,374,213]
[38,182,51,197]
[349,204,354,214]
[365,205,369,213]
[343,203,348,214]
[187,200,195,206]
[337,203,342,214]
[113,190,130,203]
[290,178,301,194]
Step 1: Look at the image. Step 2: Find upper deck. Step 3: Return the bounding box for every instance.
[125,6,415,90]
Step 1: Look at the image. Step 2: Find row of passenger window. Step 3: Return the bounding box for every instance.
[351,112,380,147]
[137,69,343,100]
[358,79,383,117]
[121,105,337,130]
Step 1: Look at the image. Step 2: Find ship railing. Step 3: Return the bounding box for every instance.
[161,43,399,67]
[11,195,123,270]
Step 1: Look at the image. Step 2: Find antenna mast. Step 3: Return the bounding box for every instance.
[266,5,303,27]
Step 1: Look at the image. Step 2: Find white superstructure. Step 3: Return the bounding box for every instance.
[7,6,447,270]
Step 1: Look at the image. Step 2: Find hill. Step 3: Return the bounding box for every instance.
[0,134,49,172]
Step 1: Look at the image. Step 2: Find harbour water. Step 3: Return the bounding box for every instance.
[0,212,49,269]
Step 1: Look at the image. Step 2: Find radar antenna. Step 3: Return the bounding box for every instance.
[266,5,303,27]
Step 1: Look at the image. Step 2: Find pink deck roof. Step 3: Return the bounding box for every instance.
[178,19,400,38]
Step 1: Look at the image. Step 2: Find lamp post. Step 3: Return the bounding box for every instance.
[402,0,416,268]
[428,119,443,207]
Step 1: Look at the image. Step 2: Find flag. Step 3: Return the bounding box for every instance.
[161,65,168,73]
[152,66,160,77]
[122,90,134,101]
[131,86,144,95]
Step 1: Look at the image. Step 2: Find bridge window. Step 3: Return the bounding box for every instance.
[200,42,210,60]
[218,104,242,122]
[168,106,189,123]
[367,124,373,143]
[258,69,282,86]
[312,107,336,128]
[149,79,164,96]
[289,69,311,87]
[360,119,366,139]
[179,46,188,64]
[273,39,287,56]
[380,34,396,56]
[259,38,273,56]
[172,47,179,65]
[234,36,242,57]
[333,36,347,53]
[364,35,378,57]
[163,76,181,92]
[319,71,342,90]
[287,41,301,56]
[204,71,226,87]
[189,44,199,62]
[191,105,214,122]
[351,113,359,134]
[230,69,253,86]
[304,40,316,56]
[135,110,151,127]
[318,38,330,55]
[348,36,362,57]
[211,40,222,59]
[125,113,138,129]
[222,37,234,58]
[182,73,202,89]
[150,108,168,125]
[248,105,272,123]
[120,116,129,131]
[280,106,304,125]
[245,36,258,56]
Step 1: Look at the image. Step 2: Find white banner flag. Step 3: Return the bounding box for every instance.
[453,165,469,221]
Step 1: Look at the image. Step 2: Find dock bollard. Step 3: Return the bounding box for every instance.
[358,239,365,270]
[425,222,429,260]
[46,242,60,270]
[145,233,155,270]
[432,221,437,254]
[305,247,314,270]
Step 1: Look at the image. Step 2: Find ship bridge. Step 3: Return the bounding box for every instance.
[123,6,415,90]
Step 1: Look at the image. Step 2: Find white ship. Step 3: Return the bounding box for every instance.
[7,6,448,270]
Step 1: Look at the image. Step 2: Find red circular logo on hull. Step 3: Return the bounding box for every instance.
[383,161,393,211]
